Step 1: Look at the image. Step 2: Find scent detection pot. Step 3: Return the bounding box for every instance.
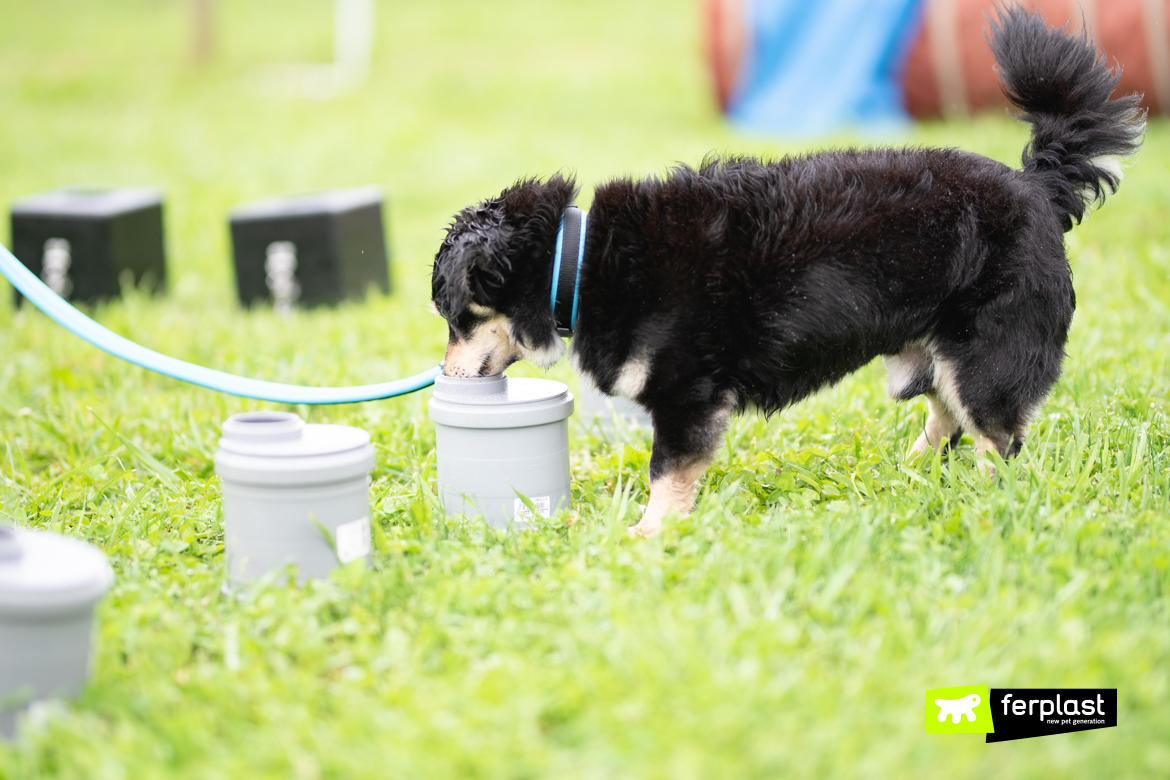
[215,412,374,584]
[0,526,114,738]
[429,374,573,528]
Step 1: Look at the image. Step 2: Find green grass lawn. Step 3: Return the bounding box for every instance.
[1,1,1168,777]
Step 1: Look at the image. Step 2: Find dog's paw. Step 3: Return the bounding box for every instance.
[972,436,1001,477]
[974,455,998,478]
[909,433,933,458]
[626,519,662,539]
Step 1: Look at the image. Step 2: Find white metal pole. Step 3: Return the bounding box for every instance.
[335,0,374,83]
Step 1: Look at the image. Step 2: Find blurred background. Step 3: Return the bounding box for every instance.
[0,0,1162,363]
[711,0,1167,136]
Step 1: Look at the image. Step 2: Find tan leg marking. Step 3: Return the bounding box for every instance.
[973,435,996,476]
[971,431,1014,476]
[628,459,711,538]
[930,354,977,433]
[903,343,1031,474]
[910,394,961,456]
[911,397,1010,476]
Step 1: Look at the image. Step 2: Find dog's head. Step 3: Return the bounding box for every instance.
[431,174,577,377]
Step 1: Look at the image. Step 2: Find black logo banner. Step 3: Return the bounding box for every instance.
[986,689,1117,743]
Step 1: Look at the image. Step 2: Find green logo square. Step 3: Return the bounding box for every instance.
[925,684,994,733]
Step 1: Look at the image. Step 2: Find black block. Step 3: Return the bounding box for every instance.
[10,187,167,305]
[228,187,390,310]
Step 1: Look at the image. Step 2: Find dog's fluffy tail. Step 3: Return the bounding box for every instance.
[989,5,1145,231]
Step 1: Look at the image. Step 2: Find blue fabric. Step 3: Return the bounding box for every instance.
[728,0,925,137]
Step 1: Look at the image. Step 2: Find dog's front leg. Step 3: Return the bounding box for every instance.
[629,401,733,538]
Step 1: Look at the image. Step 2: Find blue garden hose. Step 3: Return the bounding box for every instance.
[0,241,441,404]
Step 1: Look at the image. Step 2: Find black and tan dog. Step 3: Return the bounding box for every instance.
[431,8,1143,536]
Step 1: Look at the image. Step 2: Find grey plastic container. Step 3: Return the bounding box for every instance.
[0,526,114,738]
[429,374,574,528]
[215,412,374,584]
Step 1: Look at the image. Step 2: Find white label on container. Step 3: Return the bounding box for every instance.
[514,496,551,520]
[335,516,371,563]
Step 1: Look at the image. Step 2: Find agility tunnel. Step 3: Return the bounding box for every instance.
[706,0,1170,135]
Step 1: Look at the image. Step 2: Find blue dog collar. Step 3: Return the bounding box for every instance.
[550,206,587,335]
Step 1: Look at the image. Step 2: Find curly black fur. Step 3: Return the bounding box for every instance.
[432,174,577,353]
[431,7,1143,492]
[989,5,1145,230]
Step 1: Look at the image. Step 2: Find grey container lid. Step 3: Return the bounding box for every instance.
[0,527,114,616]
[214,412,375,486]
[10,187,163,217]
[428,374,574,429]
[229,186,384,222]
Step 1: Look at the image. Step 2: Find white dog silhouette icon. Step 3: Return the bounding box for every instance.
[935,694,981,723]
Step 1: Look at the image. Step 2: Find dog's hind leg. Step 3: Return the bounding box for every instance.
[632,457,715,538]
[929,350,1044,475]
[629,398,734,538]
[886,344,964,457]
[909,391,964,457]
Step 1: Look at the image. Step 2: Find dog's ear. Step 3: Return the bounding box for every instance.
[432,200,514,319]
[431,172,578,327]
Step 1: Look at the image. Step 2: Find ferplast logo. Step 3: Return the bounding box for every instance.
[925,686,1118,742]
[986,688,1117,743]
[925,684,994,734]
